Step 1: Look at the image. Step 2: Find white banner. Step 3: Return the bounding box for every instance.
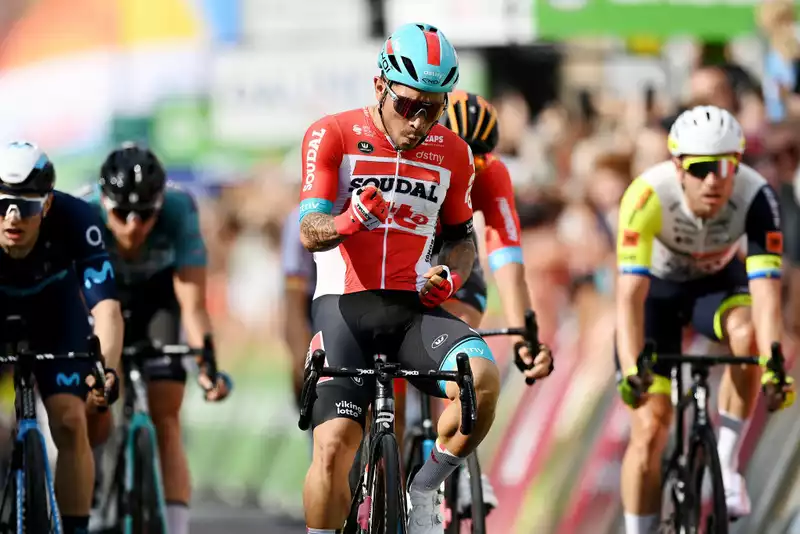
[210,46,489,148]
[210,46,382,147]
[385,0,534,46]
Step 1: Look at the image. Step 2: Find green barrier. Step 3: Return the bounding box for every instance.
[533,0,789,40]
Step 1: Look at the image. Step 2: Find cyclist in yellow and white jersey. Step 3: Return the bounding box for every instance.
[615,105,796,534]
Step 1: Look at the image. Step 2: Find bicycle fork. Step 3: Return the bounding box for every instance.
[122,369,168,534]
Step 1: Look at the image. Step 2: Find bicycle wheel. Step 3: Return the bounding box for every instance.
[685,426,728,534]
[131,427,166,534]
[22,430,52,533]
[659,461,684,534]
[445,454,487,534]
[464,454,487,533]
[367,434,406,534]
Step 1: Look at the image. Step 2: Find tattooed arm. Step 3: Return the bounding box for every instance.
[438,235,476,280]
[299,212,345,253]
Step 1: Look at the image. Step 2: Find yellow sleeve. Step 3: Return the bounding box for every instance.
[617,177,662,275]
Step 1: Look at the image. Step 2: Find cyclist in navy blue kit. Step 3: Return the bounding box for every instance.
[84,142,230,534]
[0,141,123,534]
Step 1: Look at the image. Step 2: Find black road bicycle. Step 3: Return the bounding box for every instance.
[0,315,106,534]
[636,340,788,534]
[403,309,542,534]
[299,348,478,534]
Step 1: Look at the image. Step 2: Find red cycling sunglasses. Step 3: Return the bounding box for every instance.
[385,83,447,122]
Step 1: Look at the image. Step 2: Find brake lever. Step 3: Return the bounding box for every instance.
[298,349,326,431]
[514,309,540,386]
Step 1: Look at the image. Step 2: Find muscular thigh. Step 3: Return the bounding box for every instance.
[397,306,487,398]
[308,295,373,430]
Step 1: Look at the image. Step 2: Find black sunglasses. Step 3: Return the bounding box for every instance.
[112,207,158,222]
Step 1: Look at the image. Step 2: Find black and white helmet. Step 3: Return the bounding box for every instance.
[0,141,55,196]
[668,106,745,157]
[99,142,166,209]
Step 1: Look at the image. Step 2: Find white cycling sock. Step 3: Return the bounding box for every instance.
[410,440,464,493]
[717,411,746,472]
[623,513,657,534]
[307,529,338,533]
[166,503,190,534]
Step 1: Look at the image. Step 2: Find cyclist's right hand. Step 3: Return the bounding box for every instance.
[334,185,389,236]
[618,366,653,409]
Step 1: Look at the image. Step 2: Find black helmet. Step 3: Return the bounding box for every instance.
[440,90,499,155]
[99,142,166,208]
[0,141,56,196]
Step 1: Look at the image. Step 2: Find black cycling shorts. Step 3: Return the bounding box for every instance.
[614,259,750,379]
[118,268,185,383]
[0,274,95,400]
[308,290,491,429]
[451,259,488,314]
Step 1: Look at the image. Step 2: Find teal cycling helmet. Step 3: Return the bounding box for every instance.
[377,23,459,93]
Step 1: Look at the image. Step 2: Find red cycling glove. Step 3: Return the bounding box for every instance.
[420,266,464,308]
[334,185,389,236]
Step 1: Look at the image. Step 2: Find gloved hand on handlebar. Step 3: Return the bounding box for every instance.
[86,369,120,412]
[334,185,389,236]
[514,339,554,382]
[617,366,653,409]
[760,361,796,412]
[197,339,233,402]
[419,265,463,308]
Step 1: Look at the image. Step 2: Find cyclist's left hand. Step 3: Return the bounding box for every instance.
[761,368,796,412]
[198,371,232,402]
[517,339,554,380]
[85,369,120,412]
[419,265,461,308]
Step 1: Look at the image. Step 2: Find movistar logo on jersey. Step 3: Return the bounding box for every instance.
[83,260,115,289]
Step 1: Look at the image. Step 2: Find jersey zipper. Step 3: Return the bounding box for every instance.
[381,151,401,289]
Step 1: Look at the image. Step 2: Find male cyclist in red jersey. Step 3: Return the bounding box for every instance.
[297,23,554,534]
[434,90,543,513]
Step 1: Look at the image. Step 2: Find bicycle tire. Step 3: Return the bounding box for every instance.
[131,428,166,534]
[444,454,487,534]
[367,434,406,534]
[22,430,51,533]
[685,425,728,534]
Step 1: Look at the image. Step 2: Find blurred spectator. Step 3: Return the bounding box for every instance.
[632,124,670,177]
[689,65,739,113]
[758,0,800,122]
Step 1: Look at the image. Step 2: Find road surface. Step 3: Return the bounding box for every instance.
[189,504,306,534]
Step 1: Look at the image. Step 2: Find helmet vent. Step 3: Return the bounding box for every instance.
[441,67,457,88]
[401,56,419,81]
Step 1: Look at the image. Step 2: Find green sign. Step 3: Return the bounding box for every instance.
[534,0,765,40]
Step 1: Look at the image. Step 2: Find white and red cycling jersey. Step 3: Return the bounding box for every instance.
[299,107,476,298]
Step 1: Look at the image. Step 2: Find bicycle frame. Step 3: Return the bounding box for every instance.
[663,363,712,505]
[8,359,62,534]
[119,358,167,534]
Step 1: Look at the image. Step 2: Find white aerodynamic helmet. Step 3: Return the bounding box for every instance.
[668,105,745,157]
